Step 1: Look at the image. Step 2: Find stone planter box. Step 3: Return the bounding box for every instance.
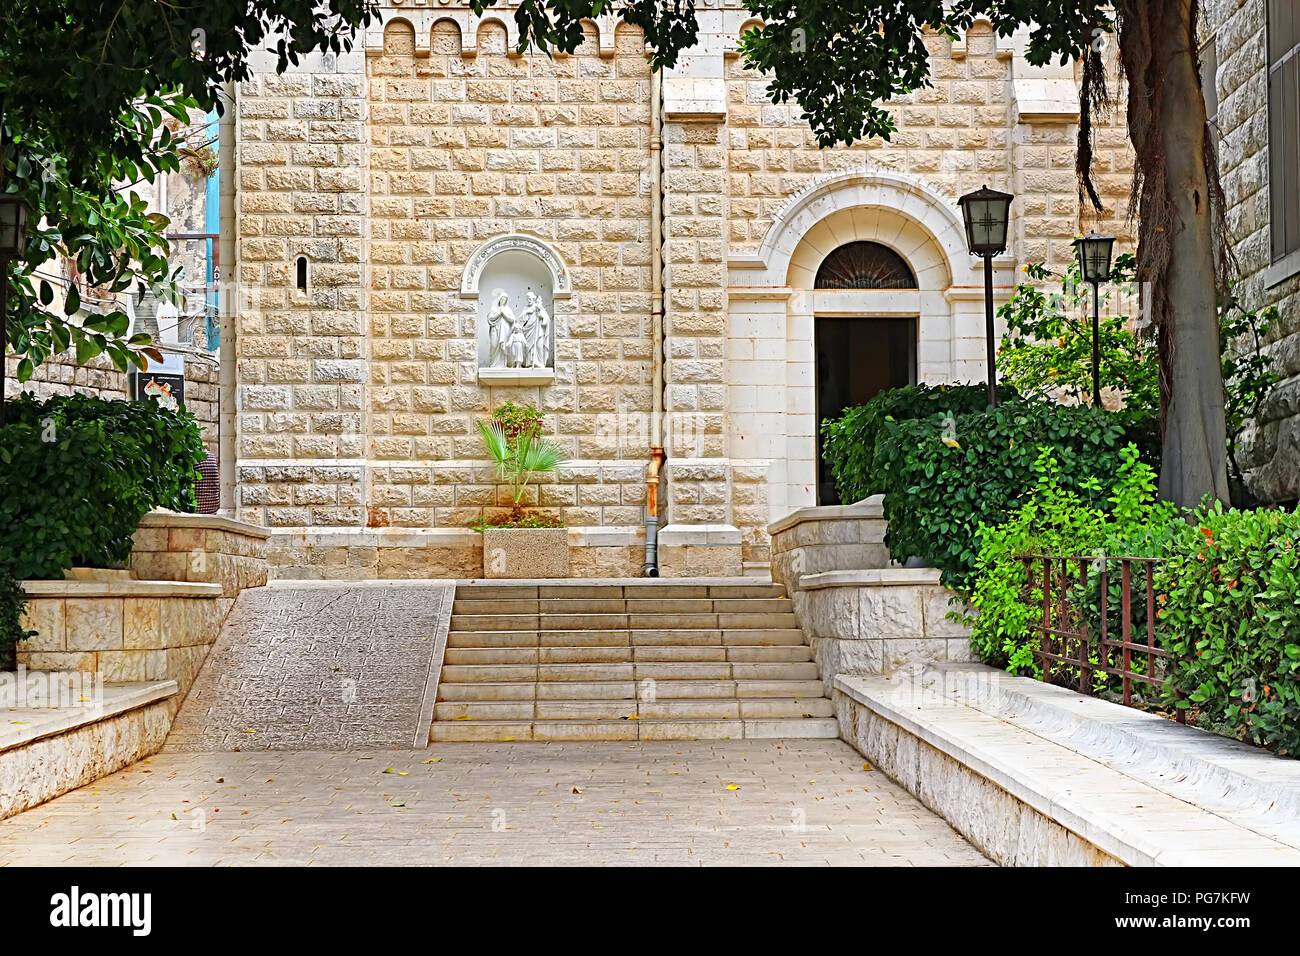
[482,527,569,578]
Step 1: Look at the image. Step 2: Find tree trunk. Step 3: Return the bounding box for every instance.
[1118,0,1229,508]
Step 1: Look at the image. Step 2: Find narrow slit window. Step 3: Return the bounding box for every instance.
[296,256,308,290]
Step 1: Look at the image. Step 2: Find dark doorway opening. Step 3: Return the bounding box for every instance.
[815,316,917,505]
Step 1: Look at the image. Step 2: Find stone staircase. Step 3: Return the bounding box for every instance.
[430,580,838,742]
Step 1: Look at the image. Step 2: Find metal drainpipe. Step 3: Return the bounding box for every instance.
[217,83,237,515]
[644,65,666,577]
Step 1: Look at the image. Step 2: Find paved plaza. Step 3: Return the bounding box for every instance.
[0,740,988,866]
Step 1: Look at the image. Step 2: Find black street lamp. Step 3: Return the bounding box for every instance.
[0,193,31,425]
[957,185,1013,407]
[1073,230,1116,408]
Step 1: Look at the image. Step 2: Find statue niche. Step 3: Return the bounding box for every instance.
[464,237,566,386]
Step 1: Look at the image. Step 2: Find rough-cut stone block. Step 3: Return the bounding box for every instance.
[482,527,570,578]
[859,586,924,640]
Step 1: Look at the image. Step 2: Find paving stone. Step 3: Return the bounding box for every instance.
[0,741,989,866]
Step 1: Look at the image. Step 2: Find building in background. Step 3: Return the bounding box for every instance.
[227,3,1137,578]
[1203,0,1300,506]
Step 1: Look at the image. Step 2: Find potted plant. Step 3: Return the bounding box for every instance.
[472,403,570,578]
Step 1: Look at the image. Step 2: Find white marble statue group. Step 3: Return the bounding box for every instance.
[485,288,552,370]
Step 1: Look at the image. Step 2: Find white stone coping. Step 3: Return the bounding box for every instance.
[798,568,942,590]
[568,527,643,547]
[836,667,1300,865]
[270,526,645,548]
[941,664,1300,845]
[767,496,884,535]
[0,679,177,753]
[454,576,778,586]
[138,509,272,540]
[274,528,483,548]
[21,579,223,599]
[658,523,742,546]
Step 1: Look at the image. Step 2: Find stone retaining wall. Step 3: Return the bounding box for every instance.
[131,510,271,596]
[792,569,974,686]
[768,501,973,684]
[18,579,226,719]
[0,683,175,820]
[768,496,891,587]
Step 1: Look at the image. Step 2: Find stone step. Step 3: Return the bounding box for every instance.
[451,597,793,615]
[434,696,835,721]
[442,644,813,665]
[428,716,840,742]
[435,678,828,701]
[448,612,800,631]
[453,583,787,600]
[446,628,808,647]
[439,661,821,683]
[432,580,829,741]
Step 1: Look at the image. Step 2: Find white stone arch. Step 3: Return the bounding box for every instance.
[460,233,572,299]
[740,169,978,290]
[727,169,1013,520]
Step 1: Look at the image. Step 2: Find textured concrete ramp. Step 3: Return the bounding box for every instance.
[165,583,453,752]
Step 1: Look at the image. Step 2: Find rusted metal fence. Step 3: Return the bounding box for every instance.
[1018,553,1183,719]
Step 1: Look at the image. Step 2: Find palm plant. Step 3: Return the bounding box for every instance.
[477,418,569,512]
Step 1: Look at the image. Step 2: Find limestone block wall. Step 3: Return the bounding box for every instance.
[1204,0,1300,504]
[227,3,1139,579]
[724,20,1134,269]
[234,42,370,526]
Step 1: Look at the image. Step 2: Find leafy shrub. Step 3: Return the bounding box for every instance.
[871,398,1137,590]
[820,383,1006,504]
[998,256,1158,413]
[470,403,569,530]
[1156,503,1300,755]
[0,393,205,581]
[997,259,1279,497]
[491,400,545,444]
[967,445,1178,676]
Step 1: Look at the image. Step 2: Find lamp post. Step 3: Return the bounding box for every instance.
[0,194,31,425]
[1073,231,1116,409]
[957,185,1014,407]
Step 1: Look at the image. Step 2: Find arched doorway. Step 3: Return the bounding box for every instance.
[814,241,918,504]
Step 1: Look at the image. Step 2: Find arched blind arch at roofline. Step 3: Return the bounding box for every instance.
[814,241,917,290]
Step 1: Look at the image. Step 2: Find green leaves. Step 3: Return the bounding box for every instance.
[475,404,569,511]
[0,394,206,595]
[862,395,1140,592]
[1156,504,1300,755]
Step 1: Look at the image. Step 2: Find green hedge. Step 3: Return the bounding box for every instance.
[870,399,1135,590]
[820,383,1004,504]
[0,393,204,612]
[1157,503,1300,755]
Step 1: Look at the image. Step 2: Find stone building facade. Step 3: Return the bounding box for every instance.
[229,2,1136,578]
[1203,0,1300,505]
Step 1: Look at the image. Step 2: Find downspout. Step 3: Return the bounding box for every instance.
[644,64,666,577]
[217,83,237,515]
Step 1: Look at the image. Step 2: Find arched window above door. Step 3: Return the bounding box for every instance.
[814,241,917,290]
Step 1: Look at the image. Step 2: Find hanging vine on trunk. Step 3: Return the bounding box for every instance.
[1075,1,1234,435]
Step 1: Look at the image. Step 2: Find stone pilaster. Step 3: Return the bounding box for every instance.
[234,47,369,529]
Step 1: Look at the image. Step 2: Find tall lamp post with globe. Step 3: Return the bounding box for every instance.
[957,185,1014,407]
[1073,230,1117,409]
